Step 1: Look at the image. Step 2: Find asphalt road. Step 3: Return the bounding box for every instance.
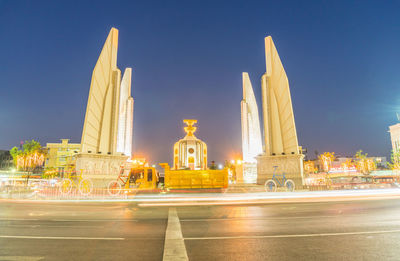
[1,198,400,260]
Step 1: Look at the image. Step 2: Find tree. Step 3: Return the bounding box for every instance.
[319,152,335,172]
[354,150,375,174]
[388,149,400,172]
[341,158,355,171]
[10,146,22,166]
[10,140,45,182]
[22,140,41,154]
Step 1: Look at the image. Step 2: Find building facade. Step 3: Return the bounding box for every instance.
[45,139,81,172]
[389,123,400,153]
[0,150,13,170]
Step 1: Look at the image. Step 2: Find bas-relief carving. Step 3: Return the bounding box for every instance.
[257,154,304,185]
[76,154,127,176]
[242,163,258,183]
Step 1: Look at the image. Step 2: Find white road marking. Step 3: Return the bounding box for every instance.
[163,208,188,261]
[0,256,43,261]
[0,235,124,240]
[184,229,400,240]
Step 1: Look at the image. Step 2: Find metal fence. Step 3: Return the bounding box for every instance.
[0,178,131,200]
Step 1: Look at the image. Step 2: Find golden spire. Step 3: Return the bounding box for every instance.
[183,119,197,136]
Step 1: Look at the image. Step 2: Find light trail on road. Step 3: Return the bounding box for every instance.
[2,189,400,207]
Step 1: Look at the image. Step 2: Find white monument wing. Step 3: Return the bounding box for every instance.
[241,72,262,163]
[81,28,121,154]
[262,36,299,155]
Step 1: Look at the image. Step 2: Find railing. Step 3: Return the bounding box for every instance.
[0,178,131,200]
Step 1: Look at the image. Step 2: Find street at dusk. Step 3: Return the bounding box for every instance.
[2,0,400,260]
[1,198,400,260]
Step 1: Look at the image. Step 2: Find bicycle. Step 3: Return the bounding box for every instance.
[107,166,133,196]
[59,170,93,196]
[265,166,295,192]
[107,167,146,196]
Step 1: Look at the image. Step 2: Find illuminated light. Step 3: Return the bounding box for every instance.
[328,166,357,173]
[304,160,317,173]
[16,151,45,170]
[230,160,235,164]
[319,152,335,172]
[25,188,400,204]
[236,160,242,165]
[218,164,223,169]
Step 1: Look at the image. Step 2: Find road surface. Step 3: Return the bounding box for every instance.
[1,198,400,260]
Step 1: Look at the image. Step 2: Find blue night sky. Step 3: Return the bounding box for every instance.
[0,0,399,164]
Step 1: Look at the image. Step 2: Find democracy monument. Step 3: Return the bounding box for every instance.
[241,36,304,186]
[75,28,134,176]
[48,27,303,186]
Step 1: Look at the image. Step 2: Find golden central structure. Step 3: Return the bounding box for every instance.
[173,120,207,170]
[256,36,304,186]
[76,28,134,175]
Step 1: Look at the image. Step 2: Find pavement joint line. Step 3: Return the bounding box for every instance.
[163,207,189,261]
[0,235,125,240]
[184,229,400,240]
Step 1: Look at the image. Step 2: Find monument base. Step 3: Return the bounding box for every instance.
[75,153,129,178]
[242,163,257,184]
[256,154,305,187]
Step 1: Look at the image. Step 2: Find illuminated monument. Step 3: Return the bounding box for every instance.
[257,36,304,186]
[241,72,263,183]
[76,28,134,175]
[173,120,207,170]
[117,68,134,157]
